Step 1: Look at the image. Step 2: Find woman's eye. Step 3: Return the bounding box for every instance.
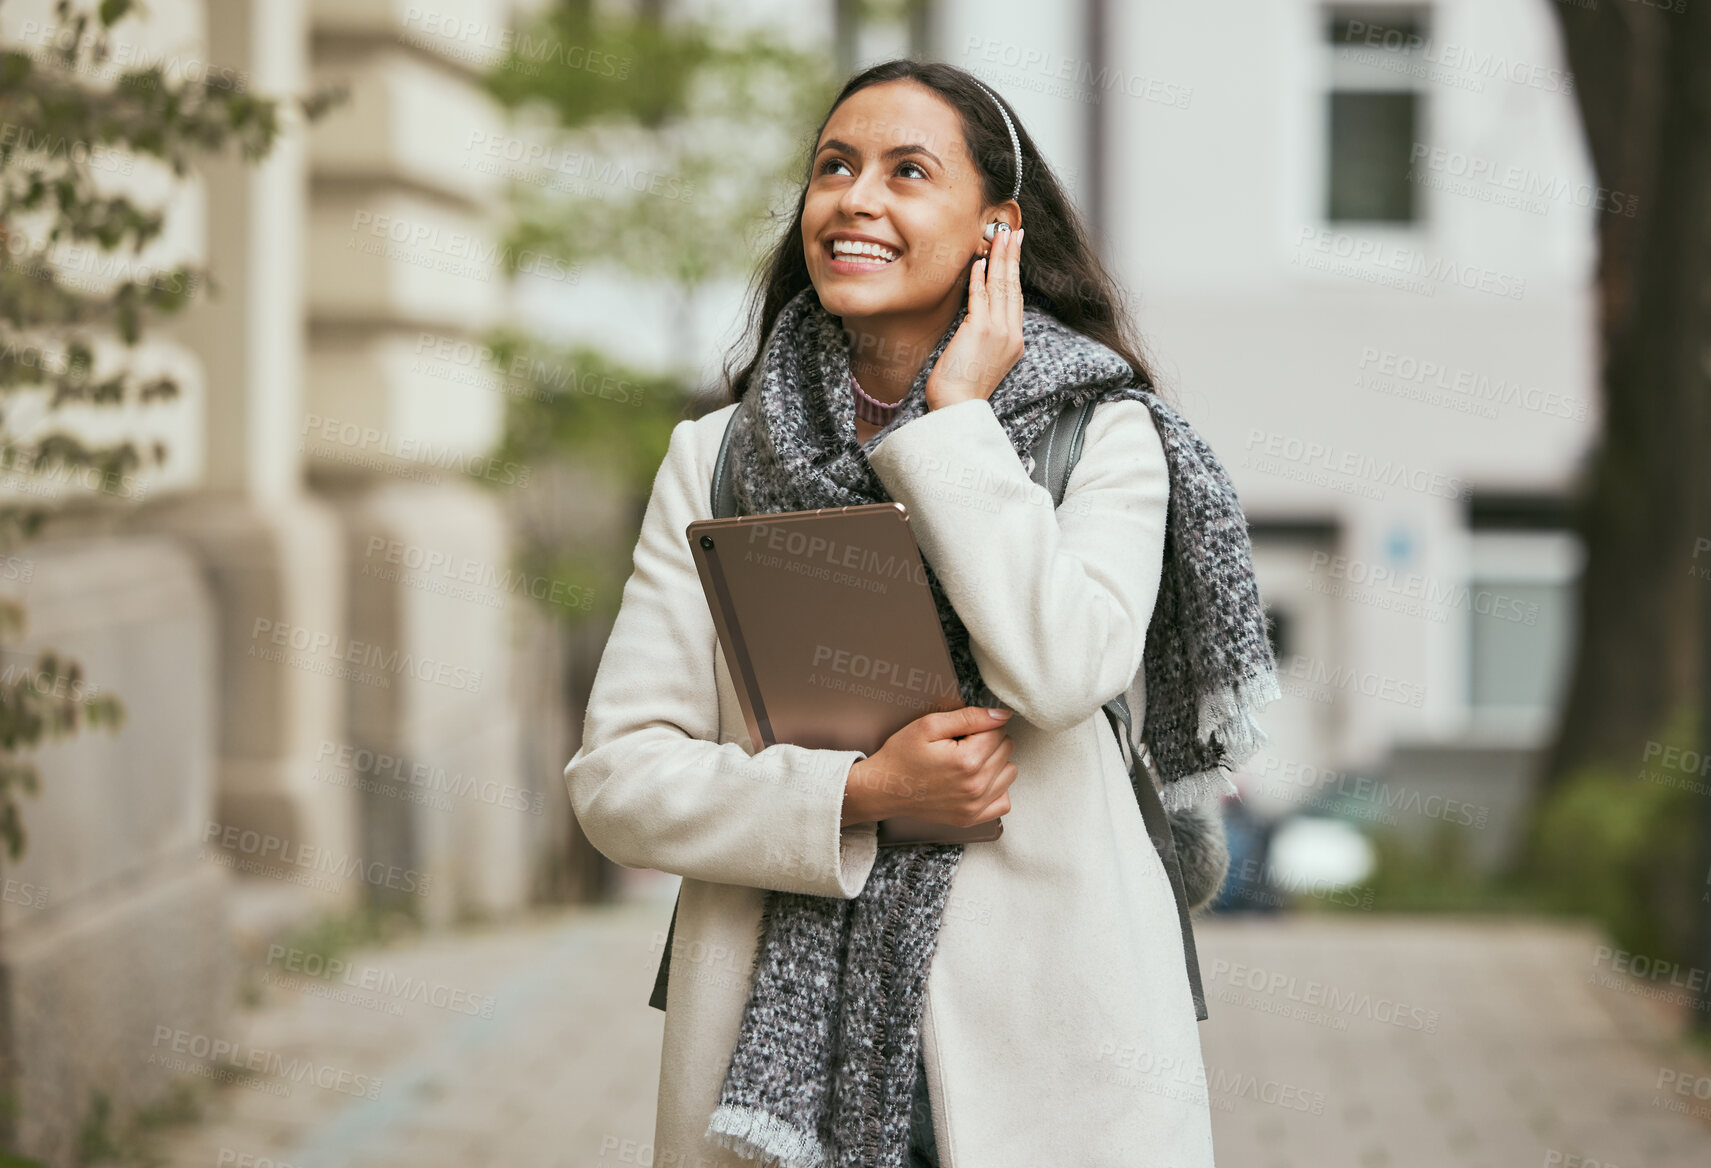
[816,158,928,179]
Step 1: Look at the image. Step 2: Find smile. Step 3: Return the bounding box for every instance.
[826,239,901,270]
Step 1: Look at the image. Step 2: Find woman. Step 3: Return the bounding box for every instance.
[565,60,1276,1168]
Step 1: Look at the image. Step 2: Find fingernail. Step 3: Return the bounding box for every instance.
[987,707,1012,719]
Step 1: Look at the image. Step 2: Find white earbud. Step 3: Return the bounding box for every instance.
[982,221,1012,242]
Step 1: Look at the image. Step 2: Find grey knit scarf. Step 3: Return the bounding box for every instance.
[704,284,1279,1167]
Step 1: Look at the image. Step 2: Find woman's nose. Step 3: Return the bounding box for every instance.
[838,162,886,216]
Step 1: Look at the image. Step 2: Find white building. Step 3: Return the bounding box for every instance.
[0,2,572,1160]
[566,0,1599,866]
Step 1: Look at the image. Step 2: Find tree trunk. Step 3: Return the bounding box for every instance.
[1541,3,1711,793]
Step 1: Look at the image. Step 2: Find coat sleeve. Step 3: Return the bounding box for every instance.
[563,415,881,898]
[865,397,1169,734]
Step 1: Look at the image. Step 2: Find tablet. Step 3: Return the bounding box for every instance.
[686,501,1002,847]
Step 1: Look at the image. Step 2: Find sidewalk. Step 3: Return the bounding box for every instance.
[144,884,675,1168]
[141,893,1711,1167]
[1194,913,1711,1168]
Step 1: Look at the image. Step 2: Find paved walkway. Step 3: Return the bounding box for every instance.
[141,884,1711,1168]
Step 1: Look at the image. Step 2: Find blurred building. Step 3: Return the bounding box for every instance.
[683,0,1597,870]
[1081,1,1594,875]
[0,1,580,1161]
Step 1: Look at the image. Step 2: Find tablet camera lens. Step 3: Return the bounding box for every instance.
[699,535,715,549]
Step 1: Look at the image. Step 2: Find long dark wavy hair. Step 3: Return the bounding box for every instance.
[719,59,1156,404]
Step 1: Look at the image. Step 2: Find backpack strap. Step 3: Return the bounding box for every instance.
[710,404,743,519]
[648,895,677,1012]
[1029,397,1098,506]
[1103,695,1209,1021]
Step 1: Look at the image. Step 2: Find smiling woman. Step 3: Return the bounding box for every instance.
[723,61,1153,434]
[562,58,1269,1168]
[803,81,1025,448]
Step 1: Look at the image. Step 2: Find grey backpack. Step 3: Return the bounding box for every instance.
[646,399,1211,1020]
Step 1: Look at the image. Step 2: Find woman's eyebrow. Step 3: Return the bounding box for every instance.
[813,138,943,167]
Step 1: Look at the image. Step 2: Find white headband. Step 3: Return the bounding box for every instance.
[970,79,1023,203]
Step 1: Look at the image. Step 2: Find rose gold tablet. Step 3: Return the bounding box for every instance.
[686,501,1002,847]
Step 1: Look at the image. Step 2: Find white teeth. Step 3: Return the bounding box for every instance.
[831,239,900,263]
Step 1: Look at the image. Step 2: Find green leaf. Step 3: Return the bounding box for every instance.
[98,0,136,28]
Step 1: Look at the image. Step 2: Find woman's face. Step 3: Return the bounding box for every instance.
[801,79,1007,323]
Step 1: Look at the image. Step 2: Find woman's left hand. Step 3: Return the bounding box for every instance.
[925,226,1025,411]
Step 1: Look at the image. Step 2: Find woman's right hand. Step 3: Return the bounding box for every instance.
[840,706,1018,828]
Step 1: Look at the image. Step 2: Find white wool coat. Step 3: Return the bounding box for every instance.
[564,395,1216,1167]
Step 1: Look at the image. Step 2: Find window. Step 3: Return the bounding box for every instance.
[1323,7,1430,224]
[1466,528,1580,726]
[837,0,931,76]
